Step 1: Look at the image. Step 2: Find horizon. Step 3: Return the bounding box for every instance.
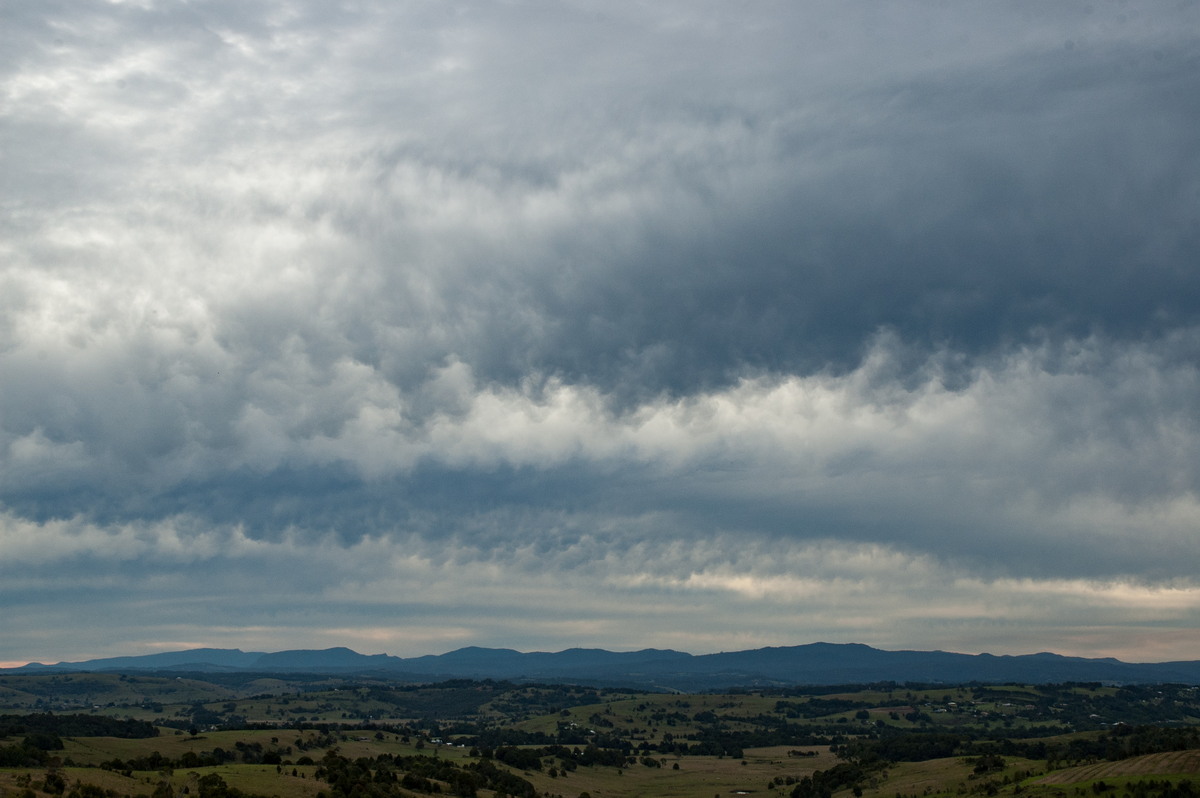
[8,639,1200,671]
[3,3,1199,667]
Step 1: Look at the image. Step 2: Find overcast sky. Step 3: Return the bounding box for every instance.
[3,0,1200,667]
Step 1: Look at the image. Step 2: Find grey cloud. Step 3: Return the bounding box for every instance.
[9,334,1196,582]
[4,512,1198,664]
[3,0,1200,663]
[317,41,1200,405]
[11,2,1199,392]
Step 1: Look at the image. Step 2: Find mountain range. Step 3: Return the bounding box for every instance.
[10,643,1200,690]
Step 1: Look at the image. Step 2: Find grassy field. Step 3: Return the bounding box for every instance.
[3,739,1200,798]
[1035,750,1200,784]
[0,744,842,798]
[165,764,325,798]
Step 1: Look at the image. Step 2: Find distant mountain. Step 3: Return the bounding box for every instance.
[17,648,266,673]
[11,643,1200,689]
[251,647,397,671]
[631,644,1200,688]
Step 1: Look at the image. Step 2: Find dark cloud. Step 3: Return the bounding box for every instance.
[2,0,1199,664]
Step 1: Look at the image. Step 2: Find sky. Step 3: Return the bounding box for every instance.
[2,0,1200,668]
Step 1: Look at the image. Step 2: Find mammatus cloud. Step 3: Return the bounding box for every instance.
[2,1,1199,664]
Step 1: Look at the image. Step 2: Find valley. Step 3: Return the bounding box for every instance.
[2,675,1199,798]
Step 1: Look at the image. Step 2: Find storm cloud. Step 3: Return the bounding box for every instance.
[2,0,1199,665]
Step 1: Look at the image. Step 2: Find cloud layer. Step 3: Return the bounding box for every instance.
[3,0,1200,664]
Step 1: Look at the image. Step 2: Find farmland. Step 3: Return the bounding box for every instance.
[2,677,1199,797]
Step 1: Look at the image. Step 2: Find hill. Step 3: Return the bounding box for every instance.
[10,643,1200,688]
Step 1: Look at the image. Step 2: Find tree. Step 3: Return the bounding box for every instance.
[42,771,66,795]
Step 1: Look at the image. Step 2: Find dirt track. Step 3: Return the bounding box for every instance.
[1036,751,1200,784]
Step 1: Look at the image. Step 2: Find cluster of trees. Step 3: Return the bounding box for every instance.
[95,735,348,775]
[786,733,1024,798]
[1115,779,1197,798]
[680,714,836,755]
[313,748,537,798]
[775,698,883,719]
[98,746,242,775]
[0,712,156,739]
[1040,725,1200,768]
[1104,725,1200,759]
[167,772,262,798]
[789,760,882,798]
[0,739,57,767]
